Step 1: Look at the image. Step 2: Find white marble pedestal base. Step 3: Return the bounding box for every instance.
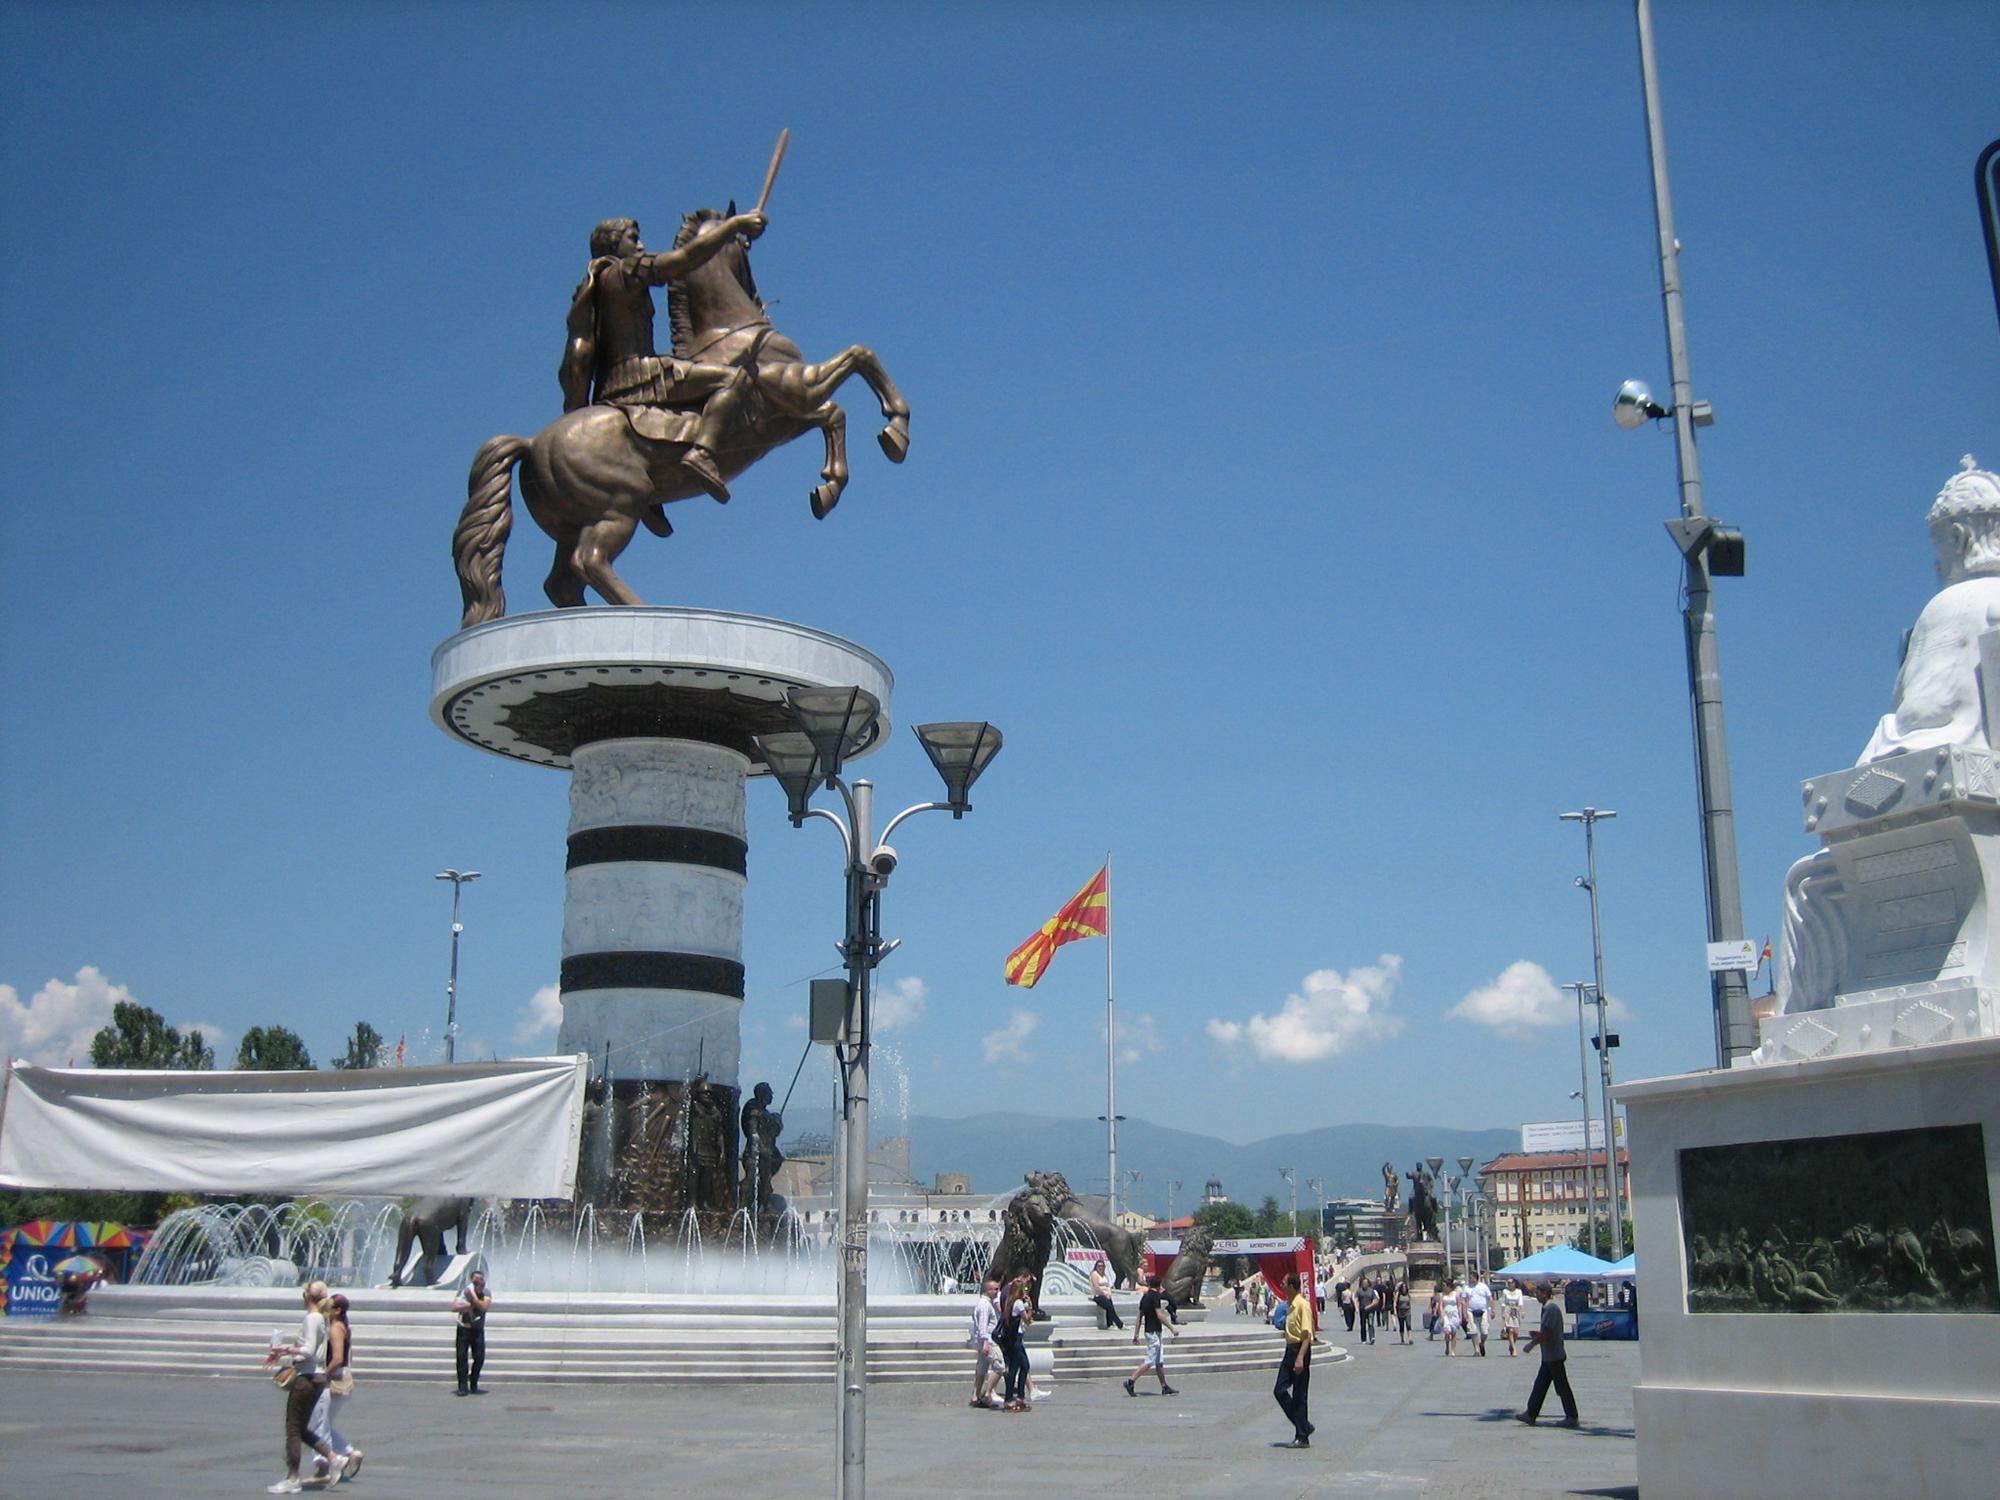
[1617,1035,2000,1500]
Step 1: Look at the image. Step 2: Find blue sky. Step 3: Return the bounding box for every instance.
[2,2,1996,1202]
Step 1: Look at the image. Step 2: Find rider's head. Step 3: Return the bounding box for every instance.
[591,218,641,258]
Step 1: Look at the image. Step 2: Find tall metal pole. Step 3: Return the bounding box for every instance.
[1561,981,1600,1258]
[1564,807,1625,1258]
[1104,856,1118,1221]
[435,869,479,1064]
[1593,985,1625,1260]
[837,781,875,1500]
[1280,1167,1298,1235]
[1634,0,1753,1066]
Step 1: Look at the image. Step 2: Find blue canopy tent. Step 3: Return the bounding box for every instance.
[1601,1252,1637,1279]
[1491,1245,1616,1279]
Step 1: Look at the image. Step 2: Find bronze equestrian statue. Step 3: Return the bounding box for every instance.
[453,138,912,624]
[388,1196,474,1287]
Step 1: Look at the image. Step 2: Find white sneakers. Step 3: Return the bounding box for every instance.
[267,1481,303,1495]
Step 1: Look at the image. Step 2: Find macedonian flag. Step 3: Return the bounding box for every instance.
[1003,864,1109,988]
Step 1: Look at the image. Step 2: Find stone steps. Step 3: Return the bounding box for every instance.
[0,1287,1299,1385]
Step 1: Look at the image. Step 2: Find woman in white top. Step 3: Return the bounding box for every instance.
[1498,1278,1527,1355]
[264,1282,343,1494]
[1439,1279,1463,1356]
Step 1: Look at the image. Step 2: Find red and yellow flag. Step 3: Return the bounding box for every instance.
[1003,865,1109,988]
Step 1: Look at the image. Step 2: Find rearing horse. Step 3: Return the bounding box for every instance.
[453,208,910,626]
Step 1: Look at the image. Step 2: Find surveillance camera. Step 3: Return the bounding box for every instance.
[868,845,898,878]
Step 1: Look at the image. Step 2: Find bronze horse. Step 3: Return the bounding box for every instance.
[388,1196,474,1287]
[453,208,911,626]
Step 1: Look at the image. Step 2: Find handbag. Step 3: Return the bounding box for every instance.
[271,1364,297,1390]
[328,1371,355,1397]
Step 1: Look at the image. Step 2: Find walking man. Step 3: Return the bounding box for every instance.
[1123,1274,1180,1396]
[1516,1281,1580,1428]
[1467,1271,1493,1355]
[969,1278,1005,1409]
[1272,1271,1315,1449]
[452,1269,491,1395]
[1356,1277,1379,1344]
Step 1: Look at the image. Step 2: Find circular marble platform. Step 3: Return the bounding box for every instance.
[430,607,894,771]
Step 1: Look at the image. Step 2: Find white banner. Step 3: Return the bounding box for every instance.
[1521,1118,1621,1153]
[0,1057,588,1199]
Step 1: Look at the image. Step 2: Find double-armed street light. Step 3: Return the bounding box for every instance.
[752,689,1001,1500]
[435,869,481,1064]
[1279,1166,1298,1236]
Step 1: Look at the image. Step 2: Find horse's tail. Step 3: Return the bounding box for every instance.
[454,435,529,627]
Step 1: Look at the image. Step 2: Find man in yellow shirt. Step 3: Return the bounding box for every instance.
[1273,1271,1316,1449]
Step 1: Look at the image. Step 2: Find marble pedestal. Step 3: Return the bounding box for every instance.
[432,607,891,1216]
[1617,1036,2000,1500]
[1761,746,2000,1065]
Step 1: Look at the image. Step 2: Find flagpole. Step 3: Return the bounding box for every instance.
[1105,854,1118,1223]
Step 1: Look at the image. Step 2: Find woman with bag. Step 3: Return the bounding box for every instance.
[999,1274,1034,1412]
[308,1292,362,1481]
[262,1282,344,1494]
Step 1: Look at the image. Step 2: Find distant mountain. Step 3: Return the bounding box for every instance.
[885,1112,1516,1213]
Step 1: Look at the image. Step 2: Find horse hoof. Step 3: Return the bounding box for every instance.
[810,484,841,520]
[878,417,909,464]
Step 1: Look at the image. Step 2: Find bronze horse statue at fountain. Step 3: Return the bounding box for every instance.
[387,1196,475,1287]
[452,205,911,626]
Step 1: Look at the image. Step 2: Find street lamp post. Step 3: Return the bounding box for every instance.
[1464,1160,1480,1280]
[1561,981,1601,1258]
[1279,1166,1298,1236]
[434,869,480,1064]
[1166,1178,1183,1231]
[1306,1176,1324,1242]
[754,695,1001,1500]
[1622,0,1754,1067]
[1562,807,1625,1261]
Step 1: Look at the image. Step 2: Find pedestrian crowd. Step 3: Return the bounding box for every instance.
[962,1260,1589,1450]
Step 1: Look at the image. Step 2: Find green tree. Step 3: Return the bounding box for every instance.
[89,1001,214,1069]
[331,1021,386,1070]
[236,1025,314,1070]
[1252,1194,1289,1235]
[1193,1200,1254,1238]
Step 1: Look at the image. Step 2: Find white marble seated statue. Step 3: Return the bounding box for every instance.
[1777,457,2000,1014]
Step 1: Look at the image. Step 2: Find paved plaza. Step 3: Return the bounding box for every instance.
[0,1317,1637,1499]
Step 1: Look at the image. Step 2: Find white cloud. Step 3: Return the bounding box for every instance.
[1447,961,1568,1036]
[875,975,928,1033]
[1103,1010,1163,1064]
[0,966,131,1066]
[511,983,564,1046]
[982,1007,1040,1064]
[1207,955,1406,1063]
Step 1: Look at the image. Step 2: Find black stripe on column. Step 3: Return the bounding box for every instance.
[560,951,746,998]
[566,825,747,875]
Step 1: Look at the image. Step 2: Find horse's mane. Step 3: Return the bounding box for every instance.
[668,208,763,358]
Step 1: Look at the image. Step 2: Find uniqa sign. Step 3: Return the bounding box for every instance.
[4,1249,62,1320]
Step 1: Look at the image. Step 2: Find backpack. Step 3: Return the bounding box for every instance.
[1271,1295,1292,1332]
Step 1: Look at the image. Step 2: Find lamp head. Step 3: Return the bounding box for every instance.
[913,721,1003,817]
[1613,379,1668,430]
[783,685,880,784]
[752,731,823,826]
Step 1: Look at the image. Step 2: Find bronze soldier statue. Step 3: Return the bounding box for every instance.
[740,1080,785,1220]
[560,210,769,503]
